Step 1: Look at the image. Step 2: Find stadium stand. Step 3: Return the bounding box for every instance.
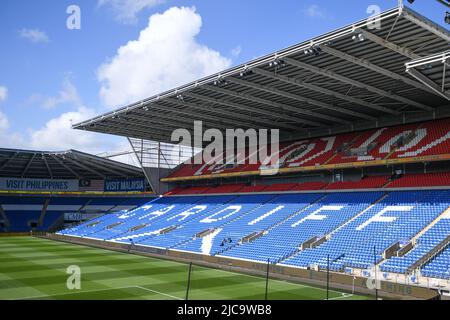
[57,5,450,292]
[0,195,149,232]
[387,172,450,188]
[58,189,450,280]
[164,118,450,181]
[325,176,389,190]
[162,171,450,196]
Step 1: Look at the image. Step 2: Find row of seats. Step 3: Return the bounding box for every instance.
[167,172,450,195]
[168,118,450,179]
[58,190,450,279]
[325,176,389,190]
[388,172,450,188]
[167,181,328,195]
[380,210,450,274]
[0,195,149,232]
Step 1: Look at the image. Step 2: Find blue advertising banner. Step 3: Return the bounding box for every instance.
[104,178,146,192]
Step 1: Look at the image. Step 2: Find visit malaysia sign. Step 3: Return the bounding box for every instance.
[104,178,146,192]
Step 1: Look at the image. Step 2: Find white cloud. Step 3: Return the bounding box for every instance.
[98,6,232,108]
[0,111,9,132]
[0,111,25,148]
[41,77,81,109]
[28,106,105,152]
[19,28,50,43]
[98,0,165,24]
[304,5,325,19]
[231,45,242,58]
[0,78,123,154]
[0,86,7,102]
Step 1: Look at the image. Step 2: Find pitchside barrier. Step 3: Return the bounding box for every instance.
[45,233,440,300]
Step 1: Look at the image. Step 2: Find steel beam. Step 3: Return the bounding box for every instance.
[49,154,81,179]
[406,68,450,101]
[252,68,377,120]
[320,45,436,100]
[204,85,328,127]
[62,156,107,179]
[184,92,303,131]
[283,57,428,112]
[21,153,36,178]
[357,29,421,59]
[42,154,53,179]
[402,7,450,43]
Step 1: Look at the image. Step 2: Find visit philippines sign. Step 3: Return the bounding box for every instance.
[0,177,79,192]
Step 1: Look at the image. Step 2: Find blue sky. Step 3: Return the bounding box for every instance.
[0,0,447,157]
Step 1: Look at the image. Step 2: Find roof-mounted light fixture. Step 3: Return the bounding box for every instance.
[213,75,226,86]
[352,33,365,42]
[303,46,322,56]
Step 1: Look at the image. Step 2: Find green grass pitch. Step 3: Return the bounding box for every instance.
[0,237,370,300]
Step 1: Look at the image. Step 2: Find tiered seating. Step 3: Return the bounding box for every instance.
[167,118,450,180]
[291,182,327,191]
[0,195,148,232]
[391,118,450,159]
[125,195,274,249]
[421,246,450,279]
[57,190,450,280]
[206,184,246,194]
[262,183,297,192]
[388,172,450,188]
[176,193,324,256]
[107,195,238,244]
[282,190,450,270]
[239,185,268,193]
[223,192,381,263]
[380,209,450,274]
[171,186,212,195]
[326,176,389,190]
[59,196,204,238]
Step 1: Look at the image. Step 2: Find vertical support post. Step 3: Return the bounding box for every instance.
[186,262,193,301]
[265,258,270,300]
[352,276,355,294]
[127,137,156,193]
[374,245,379,300]
[326,254,330,300]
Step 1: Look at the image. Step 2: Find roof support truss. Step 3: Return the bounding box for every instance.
[0,152,19,170]
[42,154,53,179]
[21,153,36,178]
[401,7,450,43]
[357,28,421,60]
[184,92,304,131]
[319,45,436,101]
[227,77,352,124]
[62,156,107,179]
[49,154,80,179]
[203,85,325,126]
[252,68,377,120]
[283,57,429,112]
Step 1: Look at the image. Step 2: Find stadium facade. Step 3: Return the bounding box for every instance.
[0,148,152,233]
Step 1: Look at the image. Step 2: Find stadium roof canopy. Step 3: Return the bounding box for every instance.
[0,148,144,180]
[74,5,450,145]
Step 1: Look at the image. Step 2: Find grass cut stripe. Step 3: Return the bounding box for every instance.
[0,237,371,300]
